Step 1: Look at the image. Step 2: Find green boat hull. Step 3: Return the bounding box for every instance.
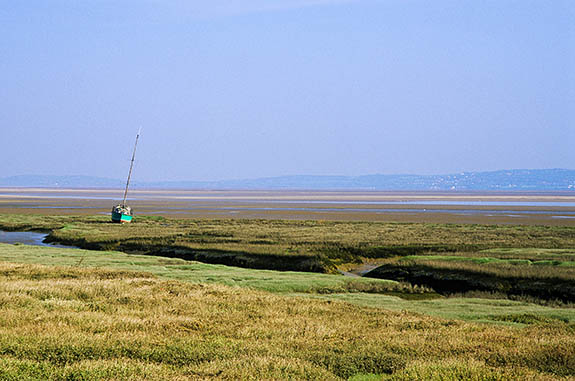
[111,211,133,223]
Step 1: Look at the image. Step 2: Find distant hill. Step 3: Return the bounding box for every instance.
[0,175,124,188]
[1,169,574,191]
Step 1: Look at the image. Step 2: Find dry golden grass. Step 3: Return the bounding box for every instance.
[0,262,573,380]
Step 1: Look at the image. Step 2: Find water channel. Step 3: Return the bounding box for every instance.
[0,230,77,249]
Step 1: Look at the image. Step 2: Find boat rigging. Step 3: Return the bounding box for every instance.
[111,129,140,223]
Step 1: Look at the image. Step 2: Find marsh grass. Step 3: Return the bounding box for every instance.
[400,254,575,267]
[366,255,575,303]
[0,243,430,296]
[1,243,574,322]
[481,248,575,262]
[0,262,574,380]
[299,293,575,324]
[396,256,575,281]
[1,215,575,378]
[1,214,574,272]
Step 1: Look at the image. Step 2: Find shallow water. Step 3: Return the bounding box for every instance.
[0,231,78,249]
[1,189,574,225]
[261,200,575,207]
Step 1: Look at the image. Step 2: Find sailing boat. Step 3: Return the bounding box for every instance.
[111,130,140,223]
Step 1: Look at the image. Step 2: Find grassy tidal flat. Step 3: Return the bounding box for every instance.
[0,257,574,380]
[1,214,574,271]
[0,213,574,379]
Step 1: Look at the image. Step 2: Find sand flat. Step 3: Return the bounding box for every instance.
[0,188,574,226]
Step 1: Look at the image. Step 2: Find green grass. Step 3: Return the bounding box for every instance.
[375,255,575,283]
[399,255,575,267]
[299,293,575,325]
[0,243,425,295]
[481,247,575,261]
[2,243,574,326]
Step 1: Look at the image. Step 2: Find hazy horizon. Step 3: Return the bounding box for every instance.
[1,169,574,193]
[1,167,574,182]
[1,1,573,182]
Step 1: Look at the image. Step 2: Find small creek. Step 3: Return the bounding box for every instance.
[339,263,380,277]
[0,230,79,249]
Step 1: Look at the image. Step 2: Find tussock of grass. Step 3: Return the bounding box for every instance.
[0,358,181,381]
[0,262,574,379]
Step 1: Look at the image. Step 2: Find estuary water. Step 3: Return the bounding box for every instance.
[0,231,77,249]
[1,188,574,225]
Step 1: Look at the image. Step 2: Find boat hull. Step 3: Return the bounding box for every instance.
[111,211,133,223]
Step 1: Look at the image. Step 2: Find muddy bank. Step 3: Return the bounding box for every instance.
[364,263,575,303]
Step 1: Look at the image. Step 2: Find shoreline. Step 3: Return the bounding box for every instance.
[0,188,574,226]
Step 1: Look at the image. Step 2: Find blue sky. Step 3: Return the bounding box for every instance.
[0,0,573,181]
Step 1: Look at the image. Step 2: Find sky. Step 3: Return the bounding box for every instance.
[0,0,573,182]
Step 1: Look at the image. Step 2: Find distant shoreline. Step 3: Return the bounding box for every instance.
[1,187,575,198]
[2,169,574,191]
[1,188,574,226]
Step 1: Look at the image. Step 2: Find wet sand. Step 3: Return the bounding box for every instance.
[0,188,574,226]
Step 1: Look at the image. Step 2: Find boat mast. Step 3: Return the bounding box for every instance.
[121,129,140,206]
